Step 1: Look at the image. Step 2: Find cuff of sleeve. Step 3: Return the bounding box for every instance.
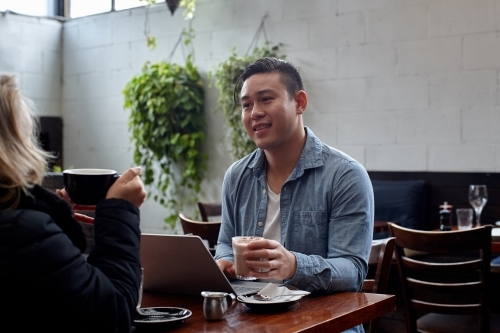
[285,252,313,287]
[96,198,139,215]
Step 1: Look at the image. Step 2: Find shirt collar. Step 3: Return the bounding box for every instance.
[248,127,324,180]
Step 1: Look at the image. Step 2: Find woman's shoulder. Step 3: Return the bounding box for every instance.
[0,208,61,241]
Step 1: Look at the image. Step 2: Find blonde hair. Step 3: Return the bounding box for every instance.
[0,75,52,209]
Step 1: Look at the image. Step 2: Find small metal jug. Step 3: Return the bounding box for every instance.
[201,291,229,320]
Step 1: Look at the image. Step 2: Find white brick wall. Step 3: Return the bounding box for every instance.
[0,12,61,116]
[3,0,500,233]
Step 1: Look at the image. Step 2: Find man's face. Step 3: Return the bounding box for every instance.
[240,72,303,152]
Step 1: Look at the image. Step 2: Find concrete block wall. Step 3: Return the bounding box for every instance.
[0,12,62,117]
[3,0,500,233]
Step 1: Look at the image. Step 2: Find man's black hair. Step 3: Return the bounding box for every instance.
[233,57,304,105]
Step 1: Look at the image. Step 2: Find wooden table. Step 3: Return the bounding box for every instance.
[138,291,396,333]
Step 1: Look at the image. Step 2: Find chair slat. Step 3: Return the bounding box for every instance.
[388,222,492,333]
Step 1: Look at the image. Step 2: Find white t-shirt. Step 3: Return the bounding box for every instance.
[263,183,281,242]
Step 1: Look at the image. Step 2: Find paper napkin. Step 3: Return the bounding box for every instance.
[257,283,310,298]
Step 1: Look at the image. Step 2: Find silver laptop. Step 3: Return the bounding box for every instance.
[140,233,271,296]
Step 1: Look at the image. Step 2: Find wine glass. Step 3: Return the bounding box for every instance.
[468,185,488,226]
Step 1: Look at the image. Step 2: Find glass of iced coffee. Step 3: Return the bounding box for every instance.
[232,236,264,280]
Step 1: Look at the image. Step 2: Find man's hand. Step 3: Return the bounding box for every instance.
[216,259,236,279]
[245,239,297,280]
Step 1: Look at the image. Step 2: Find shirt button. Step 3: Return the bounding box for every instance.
[258,222,263,227]
[263,189,266,194]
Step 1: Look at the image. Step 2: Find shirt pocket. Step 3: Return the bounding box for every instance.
[295,211,327,226]
[292,211,328,255]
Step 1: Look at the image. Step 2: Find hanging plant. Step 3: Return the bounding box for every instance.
[210,42,285,160]
[141,0,197,50]
[123,55,206,228]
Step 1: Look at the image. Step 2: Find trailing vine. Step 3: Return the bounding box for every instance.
[123,55,206,228]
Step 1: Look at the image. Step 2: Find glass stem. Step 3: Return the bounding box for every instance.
[476,211,481,227]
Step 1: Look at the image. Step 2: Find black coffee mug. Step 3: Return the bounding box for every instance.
[63,169,119,205]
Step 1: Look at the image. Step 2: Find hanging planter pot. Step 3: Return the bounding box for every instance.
[166,0,180,15]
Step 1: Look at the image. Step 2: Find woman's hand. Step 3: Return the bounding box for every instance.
[106,166,146,208]
[56,188,96,224]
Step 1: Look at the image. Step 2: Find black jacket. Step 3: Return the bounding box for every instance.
[0,185,141,332]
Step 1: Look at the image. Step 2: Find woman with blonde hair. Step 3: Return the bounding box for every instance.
[0,75,147,332]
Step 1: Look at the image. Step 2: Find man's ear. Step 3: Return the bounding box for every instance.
[295,90,307,115]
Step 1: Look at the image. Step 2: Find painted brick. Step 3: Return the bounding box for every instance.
[366,6,427,42]
[130,39,172,72]
[397,108,461,144]
[43,50,61,78]
[305,78,367,113]
[22,74,60,100]
[496,146,500,172]
[463,32,500,70]
[210,26,256,61]
[428,1,495,37]
[462,107,500,144]
[266,20,309,52]
[78,19,113,49]
[367,75,428,110]
[232,0,284,27]
[397,37,462,74]
[21,19,62,51]
[305,114,338,146]
[0,46,43,73]
[284,0,337,19]
[339,0,397,13]
[287,48,337,81]
[337,111,398,145]
[32,100,61,117]
[430,71,498,108]
[338,43,396,78]
[62,23,80,52]
[428,145,496,171]
[309,13,365,49]
[64,49,94,75]
[0,15,23,48]
[95,44,132,72]
[365,145,427,171]
[113,9,149,43]
[195,0,236,33]
[149,7,186,39]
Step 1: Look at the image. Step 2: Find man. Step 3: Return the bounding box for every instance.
[215,58,373,299]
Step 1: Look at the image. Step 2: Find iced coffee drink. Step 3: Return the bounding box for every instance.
[232,236,264,280]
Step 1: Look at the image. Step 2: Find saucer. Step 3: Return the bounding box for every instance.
[134,307,191,332]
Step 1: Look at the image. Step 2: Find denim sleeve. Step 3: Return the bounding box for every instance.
[285,161,374,294]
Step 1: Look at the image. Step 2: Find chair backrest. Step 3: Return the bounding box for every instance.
[361,237,396,333]
[388,222,492,333]
[178,213,221,256]
[197,202,222,222]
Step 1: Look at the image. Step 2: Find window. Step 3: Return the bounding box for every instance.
[69,0,112,18]
[0,0,166,19]
[0,0,53,17]
[70,0,165,18]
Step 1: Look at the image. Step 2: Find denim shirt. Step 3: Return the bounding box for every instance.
[215,127,374,298]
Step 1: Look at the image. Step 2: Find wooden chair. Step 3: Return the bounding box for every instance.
[197,202,222,222]
[388,222,495,333]
[179,213,221,256]
[362,237,396,333]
